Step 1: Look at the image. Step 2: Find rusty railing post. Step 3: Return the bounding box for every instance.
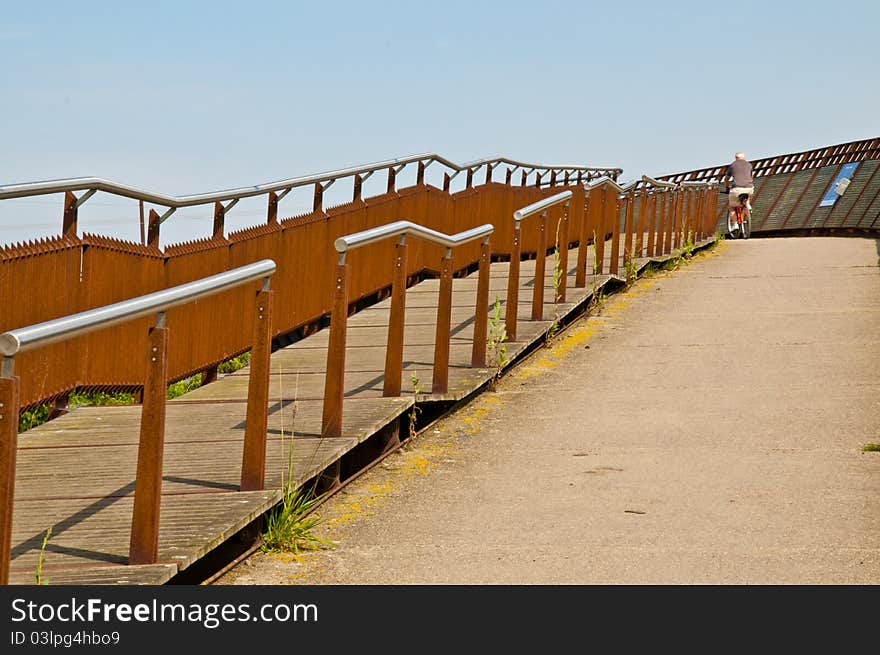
[666,189,678,255]
[62,191,78,238]
[416,161,426,186]
[471,236,492,368]
[532,210,548,321]
[673,189,684,250]
[594,188,607,274]
[129,313,170,565]
[575,192,590,288]
[655,191,667,256]
[555,202,570,303]
[645,191,657,257]
[147,209,161,249]
[353,174,363,202]
[635,187,648,258]
[267,191,278,225]
[213,201,225,240]
[240,279,273,491]
[505,221,522,341]
[313,181,324,213]
[443,173,451,193]
[609,191,622,276]
[432,249,453,394]
[623,189,635,265]
[466,168,474,189]
[387,166,397,194]
[0,364,19,585]
[322,259,349,438]
[383,237,408,396]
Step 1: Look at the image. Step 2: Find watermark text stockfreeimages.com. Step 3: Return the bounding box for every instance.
[11,596,318,630]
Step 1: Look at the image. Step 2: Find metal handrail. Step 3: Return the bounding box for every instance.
[0,153,623,209]
[584,177,639,194]
[513,191,573,223]
[640,175,677,189]
[0,259,276,360]
[334,221,493,261]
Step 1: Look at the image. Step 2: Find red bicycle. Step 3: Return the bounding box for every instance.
[727,191,752,239]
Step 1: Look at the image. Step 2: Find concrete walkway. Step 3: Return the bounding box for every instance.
[217,237,880,585]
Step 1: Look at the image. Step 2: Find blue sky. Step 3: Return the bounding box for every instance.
[1,0,877,245]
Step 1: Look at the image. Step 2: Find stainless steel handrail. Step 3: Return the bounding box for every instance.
[0,259,276,359]
[584,177,639,194]
[334,221,493,261]
[678,180,718,188]
[640,175,677,189]
[0,154,623,207]
[512,191,573,223]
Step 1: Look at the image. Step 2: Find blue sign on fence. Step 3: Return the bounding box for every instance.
[819,162,859,207]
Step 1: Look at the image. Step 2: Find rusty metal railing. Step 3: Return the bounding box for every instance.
[505,191,572,341]
[0,259,276,583]
[322,222,494,438]
[574,177,718,281]
[0,154,621,245]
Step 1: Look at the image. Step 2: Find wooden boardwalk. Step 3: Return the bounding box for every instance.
[7,237,705,584]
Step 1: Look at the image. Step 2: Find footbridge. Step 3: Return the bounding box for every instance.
[0,137,877,584]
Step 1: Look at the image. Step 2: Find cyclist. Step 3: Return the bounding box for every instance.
[724,152,754,231]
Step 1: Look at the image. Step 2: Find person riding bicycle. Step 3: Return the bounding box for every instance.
[724,152,754,230]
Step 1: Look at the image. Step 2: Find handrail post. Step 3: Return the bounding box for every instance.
[471,236,492,367]
[532,210,548,320]
[666,189,678,255]
[147,209,161,249]
[267,191,278,225]
[383,237,408,396]
[646,191,657,257]
[673,190,683,250]
[594,188,607,274]
[432,248,453,394]
[0,367,19,585]
[322,259,349,438]
[635,187,648,258]
[353,174,363,202]
[555,202,570,303]
[62,191,78,238]
[505,222,522,341]
[387,166,397,194]
[656,191,667,256]
[313,181,324,213]
[213,202,225,240]
[609,193,622,276]
[623,189,635,266]
[129,312,169,565]
[240,279,273,491]
[575,192,590,288]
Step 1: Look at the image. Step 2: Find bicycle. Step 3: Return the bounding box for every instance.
[726,190,751,239]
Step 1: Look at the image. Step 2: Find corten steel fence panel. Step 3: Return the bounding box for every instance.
[0,238,83,408]
[79,235,166,389]
[278,210,341,330]
[164,236,242,382]
[228,221,285,338]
